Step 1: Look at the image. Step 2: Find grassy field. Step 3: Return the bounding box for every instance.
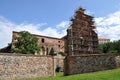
[17,68,120,80]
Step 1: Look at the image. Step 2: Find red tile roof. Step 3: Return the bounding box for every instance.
[98,36,110,40]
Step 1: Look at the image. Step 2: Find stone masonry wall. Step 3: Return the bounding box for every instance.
[54,55,65,72]
[0,53,54,80]
[64,54,120,75]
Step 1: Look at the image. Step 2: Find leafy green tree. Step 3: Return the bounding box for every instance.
[99,40,120,54]
[12,31,41,54]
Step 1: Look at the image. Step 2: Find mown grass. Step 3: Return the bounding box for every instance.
[17,68,120,80]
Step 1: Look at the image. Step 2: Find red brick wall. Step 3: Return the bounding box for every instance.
[36,35,65,55]
[12,31,65,55]
[64,54,120,75]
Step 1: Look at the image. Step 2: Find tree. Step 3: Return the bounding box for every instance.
[12,31,41,54]
[99,40,120,54]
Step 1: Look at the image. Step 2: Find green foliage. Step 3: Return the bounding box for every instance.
[108,50,118,53]
[12,31,41,54]
[17,68,120,80]
[99,40,120,53]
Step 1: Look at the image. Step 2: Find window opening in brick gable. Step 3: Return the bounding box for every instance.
[41,38,45,43]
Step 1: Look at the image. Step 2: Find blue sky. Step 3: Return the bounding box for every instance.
[0,0,120,48]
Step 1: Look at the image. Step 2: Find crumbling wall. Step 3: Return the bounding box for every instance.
[0,53,54,80]
[54,55,65,72]
[64,54,120,75]
[12,31,65,56]
[67,7,98,55]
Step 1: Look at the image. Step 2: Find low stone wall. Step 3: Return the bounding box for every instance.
[0,53,54,80]
[64,54,120,75]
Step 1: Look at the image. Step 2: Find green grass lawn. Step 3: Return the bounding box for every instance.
[17,68,120,80]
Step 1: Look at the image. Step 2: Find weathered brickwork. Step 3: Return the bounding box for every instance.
[3,7,119,78]
[54,54,65,71]
[12,31,65,73]
[12,31,65,56]
[66,8,98,55]
[64,54,120,75]
[0,53,54,80]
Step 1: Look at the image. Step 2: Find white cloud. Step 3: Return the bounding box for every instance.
[41,27,65,38]
[0,16,68,48]
[85,10,94,16]
[56,21,70,29]
[2,9,120,49]
[95,10,120,41]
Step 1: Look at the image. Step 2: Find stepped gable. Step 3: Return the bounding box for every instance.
[67,7,99,55]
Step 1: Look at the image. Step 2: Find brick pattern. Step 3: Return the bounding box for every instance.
[67,7,98,55]
[0,53,54,80]
[12,31,65,55]
[64,54,120,75]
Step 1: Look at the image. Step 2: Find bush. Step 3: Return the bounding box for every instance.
[108,50,118,53]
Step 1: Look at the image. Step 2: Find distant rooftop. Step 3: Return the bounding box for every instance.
[98,36,110,40]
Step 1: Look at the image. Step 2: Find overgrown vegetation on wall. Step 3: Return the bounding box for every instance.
[11,31,41,54]
[99,40,120,53]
